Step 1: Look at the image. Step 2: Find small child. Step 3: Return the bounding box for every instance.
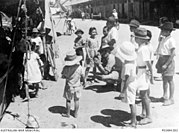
[74,29,86,66]
[61,50,85,118]
[155,22,176,106]
[100,26,108,49]
[85,27,99,83]
[23,41,44,100]
[118,41,137,128]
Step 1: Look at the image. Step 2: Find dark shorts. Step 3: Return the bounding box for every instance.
[156,56,175,76]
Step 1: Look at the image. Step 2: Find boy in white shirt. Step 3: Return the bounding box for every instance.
[156,22,176,106]
[134,28,154,125]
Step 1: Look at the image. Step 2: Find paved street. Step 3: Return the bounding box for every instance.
[1,18,179,129]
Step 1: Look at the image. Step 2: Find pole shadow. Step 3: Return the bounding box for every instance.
[85,85,115,93]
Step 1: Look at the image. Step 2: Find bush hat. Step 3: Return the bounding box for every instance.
[98,44,114,53]
[64,50,82,66]
[134,27,150,40]
[129,19,140,28]
[159,22,175,31]
[117,41,137,61]
[75,29,84,35]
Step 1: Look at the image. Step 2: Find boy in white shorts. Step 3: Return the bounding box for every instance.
[118,41,137,128]
[134,28,154,125]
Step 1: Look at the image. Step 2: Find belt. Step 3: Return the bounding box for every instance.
[137,66,146,69]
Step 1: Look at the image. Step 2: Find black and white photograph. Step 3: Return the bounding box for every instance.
[0,0,179,131]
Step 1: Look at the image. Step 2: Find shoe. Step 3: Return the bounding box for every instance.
[163,99,174,106]
[139,118,152,125]
[139,114,146,118]
[62,113,70,118]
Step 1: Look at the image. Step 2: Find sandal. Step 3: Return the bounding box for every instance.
[139,118,152,125]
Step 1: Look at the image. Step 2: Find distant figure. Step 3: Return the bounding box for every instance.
[112,9,119,30]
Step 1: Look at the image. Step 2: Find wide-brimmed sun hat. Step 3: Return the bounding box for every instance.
[75,29,84,35]
[117,41,137,61]
[32,28,39,33]
[159,22,176,31]
[98,44,114,53]
[64,50,82,66]
[129,19,140,28]
[134,27,150,40]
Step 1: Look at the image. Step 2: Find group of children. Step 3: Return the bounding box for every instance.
[61,17,176,128]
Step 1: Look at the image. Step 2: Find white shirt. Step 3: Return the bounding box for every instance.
[130,32,139,50]
[137,44,150,67]
[112,12,118,19]
[121,62,136,84]
[158,36,176,55]
[106,27,118,45]
[31,37,44,54]
[148,42,154,61]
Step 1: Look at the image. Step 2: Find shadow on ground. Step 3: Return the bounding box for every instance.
[48,106,66,114]
[85,85,116,93]
[90,109,130,127]
[150,97,163,103]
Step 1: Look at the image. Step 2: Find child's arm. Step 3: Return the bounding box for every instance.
[162,48,175,70]
[146,61,154,84]
[122,75,129,93]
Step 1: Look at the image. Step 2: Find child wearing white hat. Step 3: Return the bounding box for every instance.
[61,50,85,118]
[117,41,137,128]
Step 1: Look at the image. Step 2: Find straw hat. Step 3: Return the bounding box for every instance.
[129,19,140,28]
[32,28,39,33]
[159,22,175,31]
[117,41,137,61]
[64,50,82,66]
[98,44,114,53]
[134,27,150,40]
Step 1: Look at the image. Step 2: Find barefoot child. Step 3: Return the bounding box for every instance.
[118,41,137,128]
[134,28,154,125]
[156,22,176,106]
[85,27,100,83]
[74,29,86,66]
[61,50,85,118]
[23,41,44,100]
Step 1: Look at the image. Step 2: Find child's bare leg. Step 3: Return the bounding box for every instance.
[129,104,137,127]
[92,65,97,81]
[163,76,174,106]
[34,83,39,97]
[162,77,168,101]
[24,83,30,100]
[140,90,152,125]
[168,78,174,100]
[141,100,146,117]
[62,100,71,117]
[74,98,79,118]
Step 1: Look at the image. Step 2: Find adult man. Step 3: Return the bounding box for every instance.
[94,44,123,88]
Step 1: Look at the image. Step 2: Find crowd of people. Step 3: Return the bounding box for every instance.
[61,15,176,128]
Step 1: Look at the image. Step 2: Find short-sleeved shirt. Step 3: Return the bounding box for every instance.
[74,37,86,48]
[106,27,118,46]
[31,37,44,54]
[112,12,118,19]
[121,62,136,84]
[158,36,176,55]
[61,64,84,87]
[102,54,122,73]
[136,44,150,67]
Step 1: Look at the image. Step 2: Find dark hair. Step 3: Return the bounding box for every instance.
[147,30,152,40]
[159,17,169,25]
[103,26,108,30]
[89,27,97,35]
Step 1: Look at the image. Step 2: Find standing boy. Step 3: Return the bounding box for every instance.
[156,22,176,106]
